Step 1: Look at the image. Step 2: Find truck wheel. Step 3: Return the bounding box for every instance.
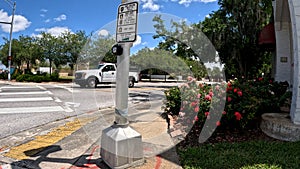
[87,77,97,88]
[129,78,135,88]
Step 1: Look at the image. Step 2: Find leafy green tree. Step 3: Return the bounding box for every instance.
[152,15,217,80]
[0,38,17,67]
[78,33,116,68]
[131,47,190,78]
[61,31,88,70]
[37,32,58,74]
[200,0,273,79]
[153,15,216,63]
[16,35,42,71]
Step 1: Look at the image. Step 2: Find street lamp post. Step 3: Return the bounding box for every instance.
[0,0,16,81]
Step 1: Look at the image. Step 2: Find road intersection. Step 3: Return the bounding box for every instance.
[0,81,182,169]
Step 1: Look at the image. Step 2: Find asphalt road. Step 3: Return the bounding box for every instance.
[0,81,179,139]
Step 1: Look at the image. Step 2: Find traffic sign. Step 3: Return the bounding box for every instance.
[116,1,138,43]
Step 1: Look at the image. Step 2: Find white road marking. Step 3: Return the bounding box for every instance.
[0,97,53,102]
[0,86,38,89]
[0,106,65,114]
[0,85,71,114]
[36,85,47,90]
[0,91,52,95]
[54,85,75,93]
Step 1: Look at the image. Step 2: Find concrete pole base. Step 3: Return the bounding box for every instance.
[100,124,144,169]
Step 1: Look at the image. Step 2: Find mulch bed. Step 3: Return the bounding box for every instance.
[176,119,283,149]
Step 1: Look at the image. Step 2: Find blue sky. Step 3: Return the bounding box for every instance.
[0,0,219,52]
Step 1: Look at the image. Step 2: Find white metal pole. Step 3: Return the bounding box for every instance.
[7,2,16,81]
[114,0,134,125]
[115,43,132,125]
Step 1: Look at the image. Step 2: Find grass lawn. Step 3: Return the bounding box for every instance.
[178,140,300,169]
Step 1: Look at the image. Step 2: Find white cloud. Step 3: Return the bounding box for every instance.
[44,19,51,23]
[133,35,142,47]
[35,28,47,32]
[98,29,109,37]
[140,0,161,11]
[171,0,217,7]
[0,10,31,33]
[40,9,48,13]
[35,26,72,37]
[200,0,217,3]
[54,14,67,22]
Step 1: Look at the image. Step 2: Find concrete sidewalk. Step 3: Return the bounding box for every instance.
[0,100,182,169]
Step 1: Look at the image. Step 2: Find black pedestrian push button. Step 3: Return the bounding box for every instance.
[112,44,123,55]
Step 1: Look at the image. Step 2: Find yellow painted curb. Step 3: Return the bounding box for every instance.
[4,117,95,160]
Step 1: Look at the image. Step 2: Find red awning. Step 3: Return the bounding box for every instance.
[259,23,276,46]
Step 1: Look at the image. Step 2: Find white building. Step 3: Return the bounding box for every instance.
[271,0,300,124]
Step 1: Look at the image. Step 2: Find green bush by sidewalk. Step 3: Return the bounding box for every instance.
[15,72,60,83]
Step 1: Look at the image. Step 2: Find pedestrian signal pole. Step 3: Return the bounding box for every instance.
[100,1,144,168]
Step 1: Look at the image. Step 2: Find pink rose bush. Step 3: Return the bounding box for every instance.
[162,77,292,137]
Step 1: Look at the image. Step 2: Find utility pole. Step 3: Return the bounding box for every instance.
[100,0,144,169]
[0,0,16,81]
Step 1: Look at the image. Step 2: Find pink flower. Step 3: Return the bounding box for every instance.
[237,91,243,97]
[194,106,199,113]
[187,76,193,81]
[234,88,238,93]
[205,112,210,117]
[222,111,226,115]
[216,121,221,126]
[215,85,220,91]
[258,77,263,81]
[205,95,212,101]
[194,116,199,122]
[197,93,201,98]
[179,112,185,117]
[209,91,214,97]
[227,97,232,102]
[190,101,198,107]
[235,112,242,120]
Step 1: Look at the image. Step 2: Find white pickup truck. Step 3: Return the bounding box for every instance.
[74,63,139,88]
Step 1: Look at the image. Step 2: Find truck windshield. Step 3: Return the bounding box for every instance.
[97,64,104,69]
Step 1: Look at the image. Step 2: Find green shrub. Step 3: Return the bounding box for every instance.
[16,74,31,82]
[50,72,59,81]
[11,69,23,80]
[0,72,8,80]
[15,73,55,83]
[163,77,292,131]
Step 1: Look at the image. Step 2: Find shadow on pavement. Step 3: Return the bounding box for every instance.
[9,145,110,169]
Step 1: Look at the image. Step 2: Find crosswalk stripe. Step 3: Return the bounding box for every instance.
[0,86,38,89]
[0,91,52,95]
[0,106,65,114]
[0,97,53,102]
[0,85,69,114]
